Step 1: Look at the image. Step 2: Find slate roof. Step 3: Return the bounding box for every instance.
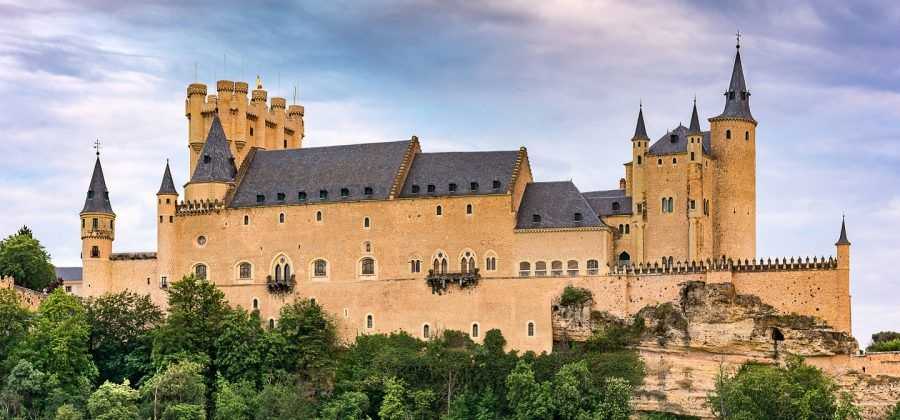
[836,217,851,246]
[399,151,520,197]
[516,181,604,229]
[190,116,237,183]
[582,189,633,217]
[81,157,114,214]
[55,267,82,282]
[688,101,702,135]
[157,161,178,195]
[229,140,412,208]
[647,124,711,156]
[632,106,649,141]
[714,48,755,122]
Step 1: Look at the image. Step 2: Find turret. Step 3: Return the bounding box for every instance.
[216,80,236,155]
[184,115,237,202]
[835,216,851,269]
[157,161,178,288]
[80,154,115,296]
[233,81,250,162]
[630,104,649,202]
[186,83,208,175]
[834,216,852,334]
[686,99,705,260]
[710,40,757,260]
[250,76,268,150]
[271,97,287,149]
[288,104,305,148]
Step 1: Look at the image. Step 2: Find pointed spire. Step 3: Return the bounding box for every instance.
[190,116,237,183]
[81,156,114,215]
[835,215,851,246]
[632,102,649,141]
[714,41,755,122]
[157,160,178,195]
[688,97,701,135]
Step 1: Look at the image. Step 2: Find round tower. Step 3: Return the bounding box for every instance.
[710,42,757,260]
[686,99,705,260]
[250,76,268,150]
[629,104,650,263]
[157,161,179,288]
[80,154,115,296]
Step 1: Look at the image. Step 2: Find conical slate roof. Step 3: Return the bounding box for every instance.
[632,106,649,141]
[157,161,178,195]
[688,100,702,135]
[835,216,851,246]
[81,156,114,214]
[190,116,236,183]
[715,47,755,122]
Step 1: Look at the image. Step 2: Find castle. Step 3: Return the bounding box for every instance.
[70,43,854,353]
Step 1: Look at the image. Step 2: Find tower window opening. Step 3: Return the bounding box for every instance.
[250,127,254,136]
[472,323,480,338]
[313,259,327,277]
[527,322,535,337]
[436,205,442,216]
[690,152,695,161]
[87,191,94,199]
[625,224,630,234]
[551,260,563,276]
[203,155,211,164]
[92,218,98,230]
[410,259,421,273]
[745,131,750,141]
[535,261,547,276]
[194,264,207,280]
[364,217,370,228]
[361,257,375,276]
[637,156,642,165]
[90,246,100,258]
[243,215,250,225]
[726,129,732,140]
[366,314,373,329]
[587,259,599,275]
[672,158,677,164]
[252,298,259,310]
[466,204,473,215]
[657,158,662,165]
[316,211,323,222]
[269,319,274,329]
[283,140,287,148]
[239,262,251,279]
[423,324,430,338]
[279,213,285,223]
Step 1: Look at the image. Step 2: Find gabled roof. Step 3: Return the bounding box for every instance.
[582,189,633,217]
[157,161,178,195]
[81,156,114,214]
[648,124,711,156]
[190,116,237,183]
[399,151,520,197]
[229,140,412,208]
[55,267,82,282]
[516,181,604,230]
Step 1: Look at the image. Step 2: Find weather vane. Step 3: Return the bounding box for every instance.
[93,139,102,156]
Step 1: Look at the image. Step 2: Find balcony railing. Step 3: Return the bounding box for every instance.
[266,274,296,294]
[426,268,480,295]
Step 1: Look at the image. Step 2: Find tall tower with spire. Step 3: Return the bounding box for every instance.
[157,161,178,288]
[710,38,757,260]
[80,152,115,296]
[686,99,706,260]
[629,104,650,261]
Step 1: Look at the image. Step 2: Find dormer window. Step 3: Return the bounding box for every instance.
[449,183,457,192]
[492,180,501,189]
[470,182,479,191]
[573,212,583,222]
[364,187,373,196]
[340,188,350,198]
[670,134,678,143]
[319,190,328,200]
[411,185,420,194]
[203,155,211,164]
[532,214,541,224]
[276,192,286,201]
[298,191,307,201]
[612,202,620,211]
[87,191,94,199]
[427,184,436,193]
[256,194,265,203]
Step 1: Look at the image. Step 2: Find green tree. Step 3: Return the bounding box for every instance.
[254,375,315,420]
[273,299,339,395]
[215,308,265,385]
[505,361,554,420]
[152,275,230,368]
[378,377,410,420]
[54,403,84,420]
[595,377,632,420]
[888,401,900,420]
[1,359,49,418]
[867,331,900,352]
[708,357,860,420]
[87,291,163,384]
[319,391,370,420]
[0,227,56,290]
[139,360,206,420]
[213,376,255,420]
[87,380,139,420]
[552,360,596,419]
[0,287,31,367]
[12,288,96,410]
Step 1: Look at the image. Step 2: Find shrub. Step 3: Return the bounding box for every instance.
[559,286,593,307]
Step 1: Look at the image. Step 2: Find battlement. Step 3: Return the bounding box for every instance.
[176,199,227,216]
[609,255,838,275]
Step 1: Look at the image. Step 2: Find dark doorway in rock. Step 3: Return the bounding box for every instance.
[771,327,785,358]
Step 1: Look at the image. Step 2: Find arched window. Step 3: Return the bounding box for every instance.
[275,264,282,282]
[239,262,251,279]
[567,260,579,276]
[364,217,370,229]
[90,246,100,258]
[243,215,250,225]
[637,156,642,165]
[587,259,599,275]
[661,197,667,213]
[316,211,323,222]
[361,257,375,276]
[535,261,547,276]
[269,319,275,329]
[252,298,259,310]
[726,129,732,139]
[485,252,498,272]
[279,213,285,223]
[625,224,630,234]
[366,314,373,329]
[284,264,291,281]
[618,252,631,264]
[471,323,480,338]
[745,131,750,141]
[669,198,675,213]
[519,261,531,277]
[313,259,327,277]
[363,241,372,253]
[436,205,443,216]
[466,204,473,215]
[551,260,563,276]
[432,252,448,274]
[423,324,431,338]
[195,264,207,280]
[527,322,535,337]
[461,257,468,273]
[619,224,624,234]
[410,259,421,273]
[460,251,476,273]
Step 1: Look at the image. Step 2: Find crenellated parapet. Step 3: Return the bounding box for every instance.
[176,199,227,216]
[609,255,838,275]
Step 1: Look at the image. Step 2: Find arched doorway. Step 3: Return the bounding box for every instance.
[618,252,631,265]
[771,327,785,358]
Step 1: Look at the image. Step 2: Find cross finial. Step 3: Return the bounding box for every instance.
[736,30,741,49]
[93,139,102,156]
[639,99,642,109]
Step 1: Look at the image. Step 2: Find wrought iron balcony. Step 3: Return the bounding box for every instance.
[426,268,480,295]
[266,274,295,294]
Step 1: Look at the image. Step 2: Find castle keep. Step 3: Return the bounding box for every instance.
[72,44,853,353]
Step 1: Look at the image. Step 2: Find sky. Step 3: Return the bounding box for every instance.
[1,0,899,346]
